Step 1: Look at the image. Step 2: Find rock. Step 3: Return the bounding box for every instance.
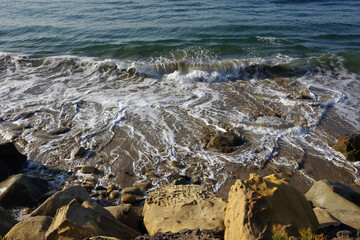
[72,147,88,159]
[305,180,360,211]
[80,166,99,174]
[134,228,224,240]
[224,174,318,240]
[169,161,185,168]
[333,134,360,162]
[85,237,122,240]
[203,130,246,153]
[109,191,120,200]
[0,174,48,208]
[105,173,115,179]
[49,127,71,135]
[0,142,27,181]
[29,185,91,218]
[105,204,140,232]
[314,207,360,229]
[5,216,53,240]
[45,199,140,240]
[95,185,107,191]
[107,184,118,191]
[203,177,216,184]
[136,181,152,191]
[0,206,17,236]
[143,184,226,236]
[122,186,141,196]
[145,172,159,179]
[121,194,137,205]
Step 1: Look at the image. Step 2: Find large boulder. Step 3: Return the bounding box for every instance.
[45,200,140,240]
[30,185,92,217]
[224,174,318,240]
[142,184,226,236]
[0,206,17,235]
[5,216,53,240]
[0,174,48,208]
[314,207,360,229]
[0,142,27,181]
[105,204,141,232]
[333,134,360,162]
[305,180,360,211]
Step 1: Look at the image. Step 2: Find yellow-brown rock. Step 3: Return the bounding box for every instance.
[224,174,318,240]
[143,184,226,236]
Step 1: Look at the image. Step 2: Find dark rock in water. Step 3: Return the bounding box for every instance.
[49,127,71,135]
[80,166,99,174]
[29,185,91,218]
[333,134,360,162]
[5,215,53,240]
[0,142,27,181]
[134,228,224,240]
[72,147,88,159]
[167,174,191,185]
[0,206,17,236]
[0,174,48,208]
[46,199,140,240]
[203,130,246,153]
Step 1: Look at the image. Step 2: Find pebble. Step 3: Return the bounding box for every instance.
[136,181,152,191]
[105,173,114,179]
[109,191,120,200]
[107,184,117,191]
[121,194,137,204]
[122,187,141,196]
[24,207,32,214]
[192,177,201,185]
[145,172,159,179]
[95,185,107,191]
[81,182,95,191]
[83,177,97,185]
[80,166,98,174]
[169,161,185,168]
[72,147,88,159]
[355,179,360,186]
[204,178,217,184]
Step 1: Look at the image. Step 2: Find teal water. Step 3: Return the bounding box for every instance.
[0,0,359,190]
[1,0,359,60]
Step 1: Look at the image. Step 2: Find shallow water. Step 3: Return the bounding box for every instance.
[0,0,359,190]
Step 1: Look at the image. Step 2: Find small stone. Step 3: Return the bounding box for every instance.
[355,179,360,186]
[107,184,117,191]
[90,192,99,197]
[145,172,159,179]
[136,181,152,191]
[173,177,191,185]
[83,177,97,185]
[192,177,201,185]
[24,207,33,214]
[81,182,95,191]
[109,191,120,200]
[204,178,216,184]
[169,161,185,168]
[105,173,114,179]
[247,165,259,170]
[121,194,137,204]
[80,166,98,174]
[66,175,77,182]
[71,147,88,159]
[122,187,141,196]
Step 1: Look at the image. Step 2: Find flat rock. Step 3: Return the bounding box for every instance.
[0,142,27,181]
[45,199,140,240]
[143,184,226,236]
[122,186,141,196]
[305,179,360,211]
[314,207,360,229]
[0,206,17,236]
[0,174,48,208]
[225,174,318,240]
[333,134,360,162]
[105,204,140,232]
[5,216,53,240]
[29,185,91,218]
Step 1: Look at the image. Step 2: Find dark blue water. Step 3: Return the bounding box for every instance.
[1,0,359,60]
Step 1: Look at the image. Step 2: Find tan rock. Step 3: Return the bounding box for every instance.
[224,174,318,240]
[143,184,226,236]
[203,130,245,153]
[145,172,159,179]
[29,185,91,218]
[169,161,185,168]
[6,216,53,240]
[45,200,140,240]
[136,181,152,191]
[314,207,360,229]
[122,187,141,196]
[105,204,140,232]
[305,180,360,211]
[80,166,99,174]
[109,191,120,200]
[121,194,137,204]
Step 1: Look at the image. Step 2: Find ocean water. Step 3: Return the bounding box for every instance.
[0,0,359,190]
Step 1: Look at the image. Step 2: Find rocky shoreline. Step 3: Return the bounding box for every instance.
[0,135,360,240]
